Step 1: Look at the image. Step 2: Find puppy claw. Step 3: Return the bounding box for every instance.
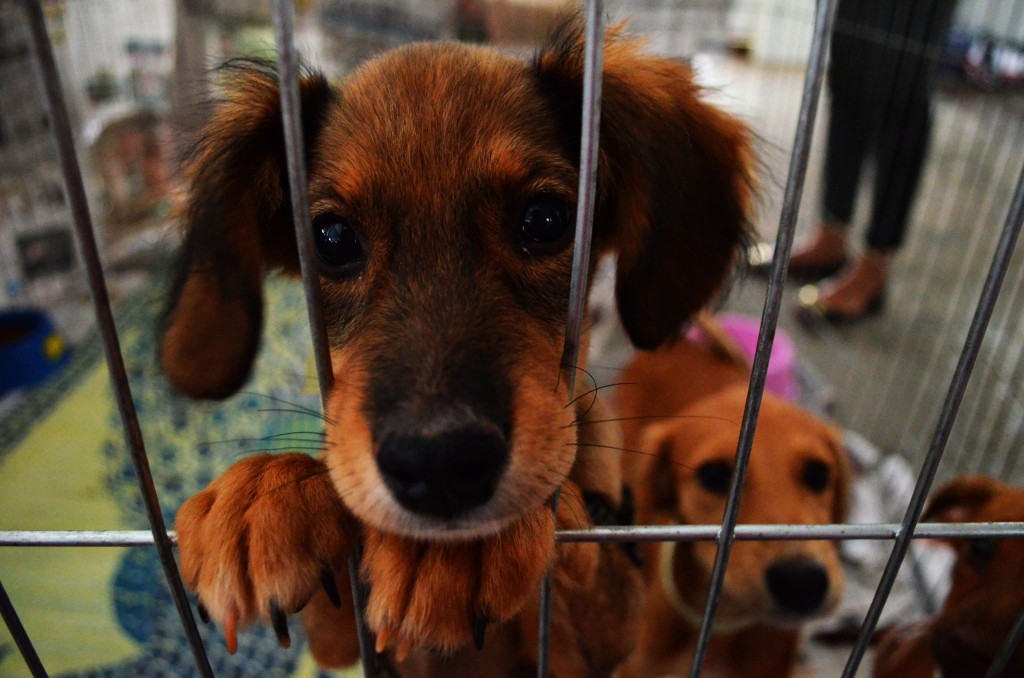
[321,566,342,609]
[270,602,291,649]
[395,637,413,663]
[375,626,390,654]
[472,614,488,651]
[224,607,239,655]
[196,600,210,625]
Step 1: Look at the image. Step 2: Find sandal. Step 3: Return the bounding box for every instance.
[749,225,848,283]
[795,254,889,324]
[796,284,886,324]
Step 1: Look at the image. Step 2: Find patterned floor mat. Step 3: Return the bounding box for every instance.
[0,277,360,678]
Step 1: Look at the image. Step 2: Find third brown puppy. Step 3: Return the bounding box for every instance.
[617,323,851,677]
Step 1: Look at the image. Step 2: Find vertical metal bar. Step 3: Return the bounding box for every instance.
[986,604,1024,678]
[687,0,840,675]
[539,2,604,676]
[269,2,377,675]
[20,2,215,676]
[271,0,333,400]
[558,0,605,391]
[345,540,376,676]
[841,158,1024,678]
[0,577,48,678]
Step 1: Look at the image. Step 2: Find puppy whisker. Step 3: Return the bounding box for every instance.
[582,363,627,372]
[568,442,697,472]
[556,362,599,394]
[560,362,606,419]
[242,390,336,425]
[561,363,599,389]
[252,432,326,443]
[231,446,329,458]
[566,414,740,430]
[564,382,635,409]
[257,407,334,423]
[196,431,327,447]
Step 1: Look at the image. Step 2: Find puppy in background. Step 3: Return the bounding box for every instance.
[874,476,1024,678]
[617,323,851,677]
[161,17,754,677]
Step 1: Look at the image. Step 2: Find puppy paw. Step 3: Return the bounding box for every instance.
[362,506,556,655]
[175,453,355,652]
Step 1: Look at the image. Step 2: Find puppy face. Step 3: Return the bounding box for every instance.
[639,385,849,627]
[923,476,1024,678]
[160,22,751,539]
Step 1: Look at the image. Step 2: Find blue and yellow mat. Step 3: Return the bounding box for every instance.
[0,277,360,677]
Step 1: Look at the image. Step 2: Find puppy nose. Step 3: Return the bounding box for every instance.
[376,424,509,519]
[765,560,829,615]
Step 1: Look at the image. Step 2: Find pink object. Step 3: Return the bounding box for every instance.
[685,313,799,402]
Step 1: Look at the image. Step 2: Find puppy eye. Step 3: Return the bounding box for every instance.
[520,196,573,252]
[803,460,830,493]
[696,461,732,495]
[314,213,363,273]
[967,538,997,565]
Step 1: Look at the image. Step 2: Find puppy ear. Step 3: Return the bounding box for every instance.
[160,61,334,399]
[631,422,680,520]
[922,475,1002,524]
[825,426,853,524]
[535,19,753,349]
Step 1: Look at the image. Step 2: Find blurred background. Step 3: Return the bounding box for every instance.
[1,1,1023,676]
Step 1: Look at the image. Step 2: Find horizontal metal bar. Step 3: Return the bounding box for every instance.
[557,523,1024,542]
[6,523,1024,547]
[0,531,174,547]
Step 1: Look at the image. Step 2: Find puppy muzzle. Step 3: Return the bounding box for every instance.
[376,416,509,519]
[764,558,830,619]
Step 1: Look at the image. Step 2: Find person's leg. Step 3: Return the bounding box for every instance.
[789,0,883,278]
[867,0,957,251]
[808,0,956,320]
[821,0,874,230]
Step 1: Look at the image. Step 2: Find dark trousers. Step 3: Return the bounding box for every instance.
[824,0,958,251]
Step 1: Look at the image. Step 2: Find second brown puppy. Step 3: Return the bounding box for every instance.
[617,321,851,677]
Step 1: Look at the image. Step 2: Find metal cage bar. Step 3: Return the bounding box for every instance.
[687,0,840,675]
[537,3,605,676]
[0,577,47,678]
[8,522,1024,548]
[18,1,214,675]
[841,143,1024,678]
[269,1,378,676]
[558,2,605,388]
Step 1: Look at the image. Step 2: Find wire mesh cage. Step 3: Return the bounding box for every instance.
[1,0,1023,676]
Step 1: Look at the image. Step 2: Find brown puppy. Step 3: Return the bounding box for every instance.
[163,18,753,677]
[874,476,1024,678]
[618,332,850,677]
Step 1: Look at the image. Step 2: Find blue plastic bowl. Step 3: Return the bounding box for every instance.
[0,309,70,395]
